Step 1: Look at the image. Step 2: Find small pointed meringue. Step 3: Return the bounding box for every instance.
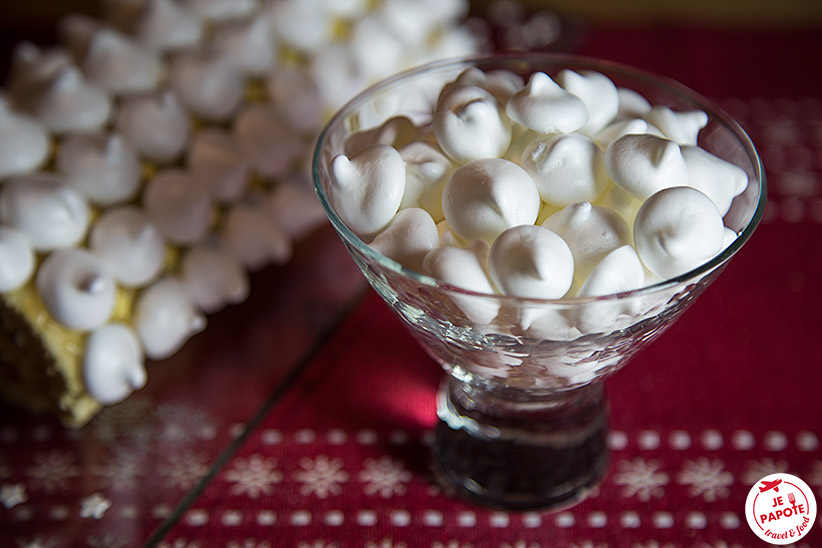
[615,87,652,119]
[6,42,72,103]
[0,173,89,251]
[180,243,249,314]
[0,99,50,178]
[116,90,190,163]
[266,67,323,134]
[343,116,420,157]
[452,67,524,104]
[143,170,214,245]
[369,207,440,272]
[131,0,204,52]
[576,244,645,298]
[604,133,689,201]
[233,104,306,178]
[329,144,407,239]
[267,183,327,241]
[187,129,250,203]
[422,239,499,325]
[179,0,260,21]
[36,248,117,330]
[211,16,276,77]
[505,71,588,135]
[83,323,146,405]
[681,145,748,216]
[398,141,454,222]
[434,84,512,164]
[0,227,35,292]
[489,224,574,300]
[134,276,206,360]
[56,132,141,206]
[442,158,539,243]
[170,50,244,122]
[25,66,111,133]
[221,201,292,271]
[521,133,609,206]
[265,0,333,54]
[89,206,166,287]
[633,186,725,279]
[644,106,708,146]
[557,69,619,135]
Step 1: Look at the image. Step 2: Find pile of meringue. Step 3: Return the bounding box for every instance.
[328,65,748,337]
[0,0,478,408]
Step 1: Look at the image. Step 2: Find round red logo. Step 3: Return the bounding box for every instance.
[745,473,817,545]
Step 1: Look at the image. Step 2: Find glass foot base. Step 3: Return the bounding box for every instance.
[433,377,609,511]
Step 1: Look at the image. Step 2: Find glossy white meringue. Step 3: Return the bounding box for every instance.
[131,0,203,52]
[398,141,454,222]
[143,170,214,245]
[35,248,116,330]
[489,224,574,300]
[180,0,260,21]
[6,42,72,104]
[329,144,407,239]
[442,158,540,243]
[265,0,333,53]
[267,183,327,241]
[644,106,708,146]
[83,323,146,405]
[505,71,588,135]
[604,133,689,201]
[221,201,292,271]
[0,227,35,292]
[211,16,276,77]
[633,186,725,279]
[89,207,166,287]
[0,99,50,179]
[0,173,89,251]
[134,276,206,360]
[116,90,190,163]
[180,244,249,313]
[521,133,609,206]
[56,132,141,206]
[681,145,748,216]
[434,84,512,164]
[369,207,440,272]
[25,66,111,133]
[343,116,420,157]
[233,104,306,178]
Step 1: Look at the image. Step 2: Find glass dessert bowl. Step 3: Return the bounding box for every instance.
[312,54,765,510]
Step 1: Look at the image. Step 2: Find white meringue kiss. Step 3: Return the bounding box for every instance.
[522,133,609,206]
[330,144,406,239]
[116,90,190,163]
[556,69,619,135]
[422,239,499,324]
[577,244,645,298]
[267,183,327,241]
[0,173,89,251]
[187,129,251,203]
[434,84,512,164]
[212,16,276,76]
[615,87,652,119]
[56,132,141,206]
[645,106,708,146]
[542,202,632,284]
[633,186,725,279]
[369,207,440,272]
[143,170,214,245]
[0,100,50,178]
[233,104,306,178]
[36,248,116,330]
[180,0,260,21]
[681,145,748,216]
[27,66,111,133]
[453,67,523,104]
[604,133,689,201]
[344,116,420,157]
[181,244,249,313]
[134,276,206,360]
[90,207,166,287]
[442,158,539,243]
[0,227,35,292]
[221,202,292,271]
[132,0,204,52]
[83,323,146,405]
[170,50,244,122]
[505,71,588,134]
[399,141,454,222]
[489,224,574,300]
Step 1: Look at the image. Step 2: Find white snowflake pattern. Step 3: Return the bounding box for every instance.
[677,458,733,501]
[226,541,272,548]
[155,401,218,442]
[93,449,147,491]
[91,397,157,444]
[80,493,112,519]
[159,451,211,490]
[365,538,406,548]
[223,454,283,498]
[806,460,822,494]
[613,458,669,501]
[25,450,81,493]
[1,483,27,508]
[293,455,348,498]
[741,458,788,485]
[359,456,412,498]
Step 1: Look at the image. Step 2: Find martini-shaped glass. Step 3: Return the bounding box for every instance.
[313,54,765,510]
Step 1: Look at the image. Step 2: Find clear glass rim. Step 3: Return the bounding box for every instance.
[312,52,767,305]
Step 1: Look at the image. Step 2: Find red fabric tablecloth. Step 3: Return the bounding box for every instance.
[2,23,822,548]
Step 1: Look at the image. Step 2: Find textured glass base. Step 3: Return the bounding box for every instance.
[434,376,609,510]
